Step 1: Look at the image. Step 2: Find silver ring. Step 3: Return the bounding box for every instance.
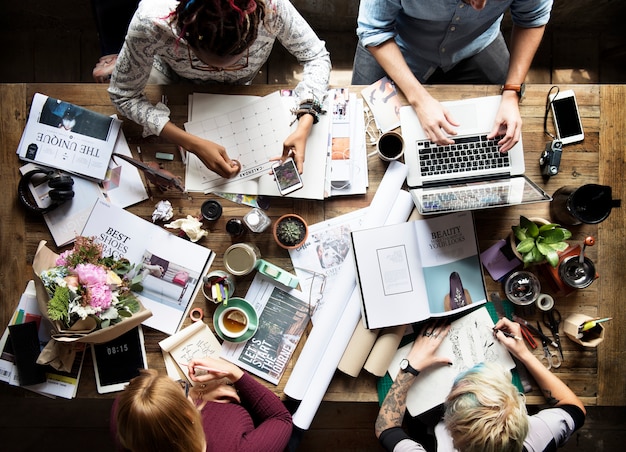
[424,332,432,337]
[432,334,438,339]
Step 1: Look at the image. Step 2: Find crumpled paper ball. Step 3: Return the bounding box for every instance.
[152,200,174,223]
[165,215,208,242]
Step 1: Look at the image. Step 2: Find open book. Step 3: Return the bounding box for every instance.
[159,321,222,384]
[352,211,486,329]
[16,93,121,181]
[388,307,515,416]
[81,199,215,335]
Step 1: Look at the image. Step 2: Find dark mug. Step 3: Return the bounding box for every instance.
[377,131,404,161]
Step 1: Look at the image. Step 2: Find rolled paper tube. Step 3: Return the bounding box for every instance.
[364,324,407,377]
[337,323,381,377]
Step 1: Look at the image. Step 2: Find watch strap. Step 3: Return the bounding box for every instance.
[400,359,420,376]
[501,83,525,97]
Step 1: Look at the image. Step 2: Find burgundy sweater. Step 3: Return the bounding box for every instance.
[111,373,292,452]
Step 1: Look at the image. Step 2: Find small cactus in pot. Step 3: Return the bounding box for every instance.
[273,214,308,249]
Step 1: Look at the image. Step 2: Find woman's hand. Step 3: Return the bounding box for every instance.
[188,379,240,407]
[405,320,452,372]
[189,138,241,179]
[272,113,314,174]
[488,92,523,153]
[493,317,532,359]
[187,356,244,384]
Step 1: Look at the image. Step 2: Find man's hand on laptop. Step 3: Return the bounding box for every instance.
[489,97,523,153]
[412,94,460,145]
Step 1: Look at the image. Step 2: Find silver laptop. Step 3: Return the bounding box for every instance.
[400,95,551,215]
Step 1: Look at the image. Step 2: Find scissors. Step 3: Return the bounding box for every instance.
[543,308,564,360]
[537,322,562,370]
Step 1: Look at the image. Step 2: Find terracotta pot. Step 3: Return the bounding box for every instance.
[508,217,550,264]
[273,214,308,250]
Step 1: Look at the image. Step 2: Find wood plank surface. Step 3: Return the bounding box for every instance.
[1,83,623,409]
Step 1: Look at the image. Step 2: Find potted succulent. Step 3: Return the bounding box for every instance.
[273,214,308,250]
[510,216,572,268]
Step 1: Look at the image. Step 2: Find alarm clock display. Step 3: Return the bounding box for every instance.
[91,326,147,393]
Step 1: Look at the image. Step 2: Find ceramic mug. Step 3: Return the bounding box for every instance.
[202,270,235,304]
[218,306,249,339]
[223,243,261,276]
[377,131,404,161]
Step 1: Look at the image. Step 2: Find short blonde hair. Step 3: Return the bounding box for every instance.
[115,369,206,452]
[444,363,529,452]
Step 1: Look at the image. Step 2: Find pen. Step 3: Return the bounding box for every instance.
[579,317,612,332]
[178,362,223,374]
[493,327,522,341]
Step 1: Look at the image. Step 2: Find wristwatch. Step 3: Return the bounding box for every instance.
[399,359,420,376]
[501,83,526,98]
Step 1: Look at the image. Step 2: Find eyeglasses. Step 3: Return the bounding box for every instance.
[293,267,327,318]
[177,379,190,397]
[187,46,249,72]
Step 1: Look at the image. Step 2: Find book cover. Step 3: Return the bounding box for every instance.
[352,211,487,329]
[361,76,402,133]
[19,128,149,247]
[0,280,85,399]
[387,307,515,416]
[81,199,215,336]
[220,273,310,385]
[159,321,222,383]
[17,93,122,181]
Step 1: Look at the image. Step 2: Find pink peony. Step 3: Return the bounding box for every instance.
[87,282,113,310]
[56,250,72,267]
[75,263,107,286]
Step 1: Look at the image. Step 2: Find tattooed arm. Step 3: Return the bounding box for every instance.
[375,321,452,439]
[494,318,586,413]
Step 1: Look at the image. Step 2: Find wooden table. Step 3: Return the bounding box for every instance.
[1,83,624,407]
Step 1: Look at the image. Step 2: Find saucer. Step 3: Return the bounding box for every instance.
[213,297,259,343]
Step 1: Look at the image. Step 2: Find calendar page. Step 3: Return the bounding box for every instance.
[184,91,291,192]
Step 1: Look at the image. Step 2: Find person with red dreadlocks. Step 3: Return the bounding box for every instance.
[108,0,331,178]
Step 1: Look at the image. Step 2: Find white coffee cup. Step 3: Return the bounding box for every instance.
[218,306,250,339]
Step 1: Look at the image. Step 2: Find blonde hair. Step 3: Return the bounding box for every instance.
[443,363,529,452]
[115,369,206,452]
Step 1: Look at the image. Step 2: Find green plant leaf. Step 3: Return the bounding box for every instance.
[536,241,554,257]
[520,216,539,238]
[537,223,560,233]
[545,248,560,267]
[548,241,570,252]
[516,237,536,254]
[512,225,528,241]
[542,229,567,243]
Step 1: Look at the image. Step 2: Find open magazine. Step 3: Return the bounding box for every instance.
[220,273,310,385]
[81,199,215,336]
[16,93,121,181]
[352,211,487,329]
[19,128,148,247]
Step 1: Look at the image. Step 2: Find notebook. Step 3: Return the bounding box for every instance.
[400,95,551,215]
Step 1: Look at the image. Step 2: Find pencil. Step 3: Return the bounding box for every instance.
[493,327,522,341]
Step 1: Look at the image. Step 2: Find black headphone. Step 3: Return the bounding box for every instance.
[18,169,75,214]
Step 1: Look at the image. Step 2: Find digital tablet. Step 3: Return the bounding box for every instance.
[91,325,148,394]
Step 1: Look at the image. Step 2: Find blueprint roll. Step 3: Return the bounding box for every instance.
[284,162,409,401]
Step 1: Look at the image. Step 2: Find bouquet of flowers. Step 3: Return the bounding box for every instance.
[39,236,143,332]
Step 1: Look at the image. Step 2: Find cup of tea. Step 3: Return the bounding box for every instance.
[217,306,250,339]
[377,131,405,161]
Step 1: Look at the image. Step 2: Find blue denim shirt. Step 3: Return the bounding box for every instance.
[357,0,552,80]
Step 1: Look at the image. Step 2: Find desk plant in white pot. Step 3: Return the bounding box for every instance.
[510,216,572,267]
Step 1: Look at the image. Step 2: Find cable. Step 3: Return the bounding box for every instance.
[543,85,560,140]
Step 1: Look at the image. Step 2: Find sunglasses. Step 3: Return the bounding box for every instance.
[187,46,249,72]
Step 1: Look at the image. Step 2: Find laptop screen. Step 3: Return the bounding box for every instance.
[410,176,552,215]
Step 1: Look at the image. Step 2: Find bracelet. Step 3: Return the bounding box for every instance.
[290,97,325,125]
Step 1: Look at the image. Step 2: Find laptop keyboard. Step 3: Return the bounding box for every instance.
[417,135,510,177]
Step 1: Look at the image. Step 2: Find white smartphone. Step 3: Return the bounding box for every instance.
[549,89,584,145]
[91,325,147,393]
[272,157,303,195]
